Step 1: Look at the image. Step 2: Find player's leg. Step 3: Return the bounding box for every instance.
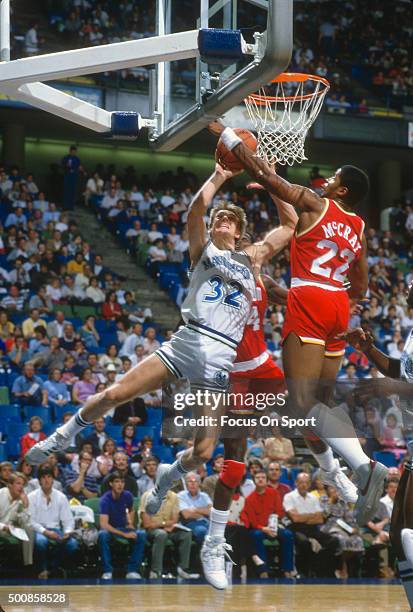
[391,465,413,610]
[25,354,172,464]
[310,354,358,503]
[145,393,226,515]
[283,333,386,524]
[201,436,247,589]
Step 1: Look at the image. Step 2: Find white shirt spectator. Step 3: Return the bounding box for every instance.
[148,230,164,243]
[24,26,39,54]
[283,488,323,514]
[28,488,74,534]
[86,285,106,303]
[119,333,145,357]
[160,194,176,207]
[178,489,212,511]
[379,494,393,518]
[101,192,118,210]
[406,212,413,232]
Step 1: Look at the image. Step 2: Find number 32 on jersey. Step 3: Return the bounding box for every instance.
[202,275,243,309]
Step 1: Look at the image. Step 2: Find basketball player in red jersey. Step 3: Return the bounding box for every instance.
[208,121,387,527]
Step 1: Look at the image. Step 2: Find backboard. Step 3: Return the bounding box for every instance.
[150,0,293,151]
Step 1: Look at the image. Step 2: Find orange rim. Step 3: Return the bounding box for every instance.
[245,72,330,104]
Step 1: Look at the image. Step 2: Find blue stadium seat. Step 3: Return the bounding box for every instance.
[7,423,29,438]
[0,404,21,421]
[106,425,123,441]
[152,445,174,463]
[54,404,77,424]
[146,408,162,427]
[22,406,53,424]
[0,442,7,461]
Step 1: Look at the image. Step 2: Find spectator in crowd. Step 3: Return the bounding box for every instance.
[178,472,212,544]
[98,471,146,580]
[0,461,13,488]
[263,427,295,466]
[12,363,48,406]
[59,322,77,351]
[22,308,47,340]
[201,454,224,500]
[20,416,47,457]
[140,489,199,579]
[0,472,34,567]
[31,336,68,372]
[61,145,82,211]
[283,473,340,577]
[119,322,144,357]
[47,310,67,339]
[267,461,291,500]
[63,449,99,502]
[101,451,138,497]
[143,327,160,355]
[101,290,122,321]
[136,456,159,496]
[72,368,96,405]
[28,465,79,579]
[43,368,71,410]
[117,422,140,458]
[79,315,100,350]
[240,470,296,578]
[85,416,109,457]
[99,344,122,371]
[96,438,117,477]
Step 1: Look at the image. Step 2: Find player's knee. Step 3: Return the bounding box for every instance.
[219,459,245,489]
[192,440,215,462]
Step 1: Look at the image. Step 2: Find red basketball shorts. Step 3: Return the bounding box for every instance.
[229,356,286,413]
[282,286,350,357]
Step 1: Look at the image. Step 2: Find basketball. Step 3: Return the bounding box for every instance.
[215,128,257,172]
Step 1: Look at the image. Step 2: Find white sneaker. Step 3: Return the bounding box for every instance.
[320,458,358,504]
[201,535,233,590]
[177,566,200,580]
[25,430,70,465]
[149,571,160,579]
[101,572,112,580]
[144,464,172,515]
[125,572,142,579]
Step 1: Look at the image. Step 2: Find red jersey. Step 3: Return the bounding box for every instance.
[234,276,268,369]
[290,198,365,291]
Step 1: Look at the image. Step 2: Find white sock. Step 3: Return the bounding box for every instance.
[308,402,370,471]
[313,445,336,472]
[166,457,189,482]
[398,559,413,609]
[208,508,229,539]
[402,529,413,568]
[57,410,93,438]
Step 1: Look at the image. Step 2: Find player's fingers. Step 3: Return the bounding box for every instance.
[246,182,265,190]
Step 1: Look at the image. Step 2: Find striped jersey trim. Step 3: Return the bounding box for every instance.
[295,198,329,238]
[155,349,183,379]
[291,277,347,292]
[187,319,238,349]
[298,336,326,346]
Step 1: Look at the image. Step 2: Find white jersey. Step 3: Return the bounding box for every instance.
[181,241,256,351]
[401,328,413,381]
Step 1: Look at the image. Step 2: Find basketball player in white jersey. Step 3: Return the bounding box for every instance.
[26,162,296,497]
[343,282,413,609]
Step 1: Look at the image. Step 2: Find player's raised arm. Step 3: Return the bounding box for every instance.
[346,234,369,300]
[208,122,324,214]
[187,163,237,265]
[244,192,297,265]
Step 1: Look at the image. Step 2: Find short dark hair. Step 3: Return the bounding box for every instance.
[38,465,54,480]
[339,165,370,206]
[253,469,267,481]
[108,470,125,485]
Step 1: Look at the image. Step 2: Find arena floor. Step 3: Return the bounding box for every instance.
[0,581,407,612]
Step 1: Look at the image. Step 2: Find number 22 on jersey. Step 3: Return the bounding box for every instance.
[310,239,355,283]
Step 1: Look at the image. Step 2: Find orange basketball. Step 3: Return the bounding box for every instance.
[215,128,257,172]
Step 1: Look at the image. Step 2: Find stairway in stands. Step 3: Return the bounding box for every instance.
[74,206,180,331]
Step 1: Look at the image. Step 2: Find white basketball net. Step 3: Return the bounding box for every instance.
[244,75,330,166]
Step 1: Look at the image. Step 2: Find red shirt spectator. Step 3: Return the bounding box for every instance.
[20,416,46,456]
[240,480,284,529]
[101,290,122,320]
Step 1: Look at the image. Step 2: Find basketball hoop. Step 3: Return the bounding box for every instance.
[244,72,330,166]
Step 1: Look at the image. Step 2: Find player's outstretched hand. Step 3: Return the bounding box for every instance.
[246,164,276,190]
[337,327,374,352]
[215,162,242,181]
[208,120,225,137]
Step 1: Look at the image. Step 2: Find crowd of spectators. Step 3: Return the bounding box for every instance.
[24,1,407,113]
